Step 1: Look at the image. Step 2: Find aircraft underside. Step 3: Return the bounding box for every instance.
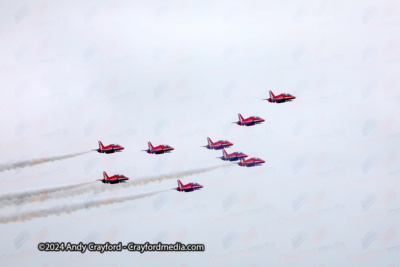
[152,151,170,154]
[177,187,202,192]
[101,149,122,154]
[243,122,260,126]
[240,163,262,167]
[211,146,227,150]
[224,157,242,161]
[104,180,126,184]
[183,188,201,192]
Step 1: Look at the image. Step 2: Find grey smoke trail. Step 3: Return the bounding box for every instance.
[0,190,169,224]
[0,151,92,173]
[53,163,231,195]
[129,163,232,187]
[0,181,95,209]
[0,164,231,208]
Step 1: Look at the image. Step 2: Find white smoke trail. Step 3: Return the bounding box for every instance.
[0,182,95,209]
[0,164,231,209]
[0,151,92,173]
[0,190,169,224]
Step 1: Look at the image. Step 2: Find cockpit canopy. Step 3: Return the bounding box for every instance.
[192,183,199,185]
[161,144,170,147]
[111,144,120,146]
[115,174,125,177]
[220,140,229,142]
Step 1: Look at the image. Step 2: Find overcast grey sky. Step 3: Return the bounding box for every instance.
[0,0,399,266]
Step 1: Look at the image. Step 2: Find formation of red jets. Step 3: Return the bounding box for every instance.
[96,89,296,191]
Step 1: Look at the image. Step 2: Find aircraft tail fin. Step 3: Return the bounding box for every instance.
[148,142,154,150]
[207,137,212,145]
[269,90,275,99]
[238,113,244,123]
[222,148,228,157]
[103,171,109,180]
[98,141,104,149]
[177,180,183,189]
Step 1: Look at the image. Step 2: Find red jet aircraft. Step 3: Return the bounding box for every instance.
[98,171,129,184]
[234,113,265,126]
[142,142,174,154]
[264,90,296,103]
[174,180,203,192]
[203,137,233,150]
[217,148,248,161]
[96,141,124,154]
[238,157,265,167]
